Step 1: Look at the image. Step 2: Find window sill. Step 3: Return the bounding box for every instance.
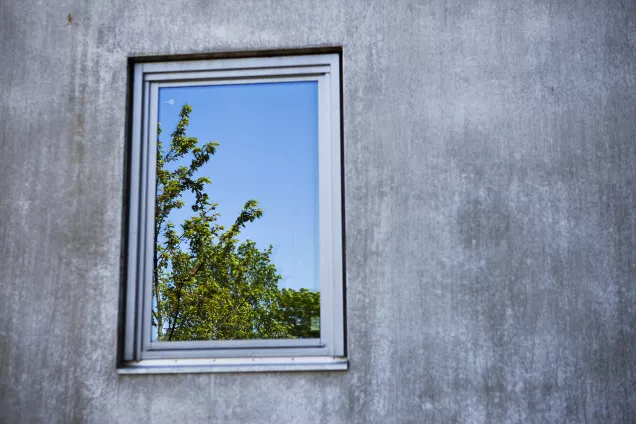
[118,356,348,374]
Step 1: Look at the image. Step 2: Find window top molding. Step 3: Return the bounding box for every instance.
[139,53,338,75]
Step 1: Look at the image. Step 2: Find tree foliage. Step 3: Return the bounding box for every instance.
[153,104,319,341]
[280,288,320,339]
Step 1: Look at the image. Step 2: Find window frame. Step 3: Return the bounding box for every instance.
[120,53,346,373]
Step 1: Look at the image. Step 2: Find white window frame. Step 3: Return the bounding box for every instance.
[120,53,346,373]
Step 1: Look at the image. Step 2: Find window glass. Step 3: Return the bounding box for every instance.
[153,82,321,341]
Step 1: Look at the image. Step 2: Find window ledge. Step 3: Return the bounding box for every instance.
[118,356,348,374]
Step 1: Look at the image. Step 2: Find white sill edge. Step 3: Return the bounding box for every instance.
[118,357,348,374]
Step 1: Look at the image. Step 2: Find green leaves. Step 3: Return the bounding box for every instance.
[280,288,321,339]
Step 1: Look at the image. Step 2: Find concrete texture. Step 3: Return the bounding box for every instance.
[1,0,636,422]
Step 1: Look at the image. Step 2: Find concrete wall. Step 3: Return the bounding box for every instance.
[2,0,636,422]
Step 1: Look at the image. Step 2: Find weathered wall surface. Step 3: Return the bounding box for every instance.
[1,0,636,423]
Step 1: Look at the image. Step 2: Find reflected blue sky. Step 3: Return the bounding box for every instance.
[157,81,319,291]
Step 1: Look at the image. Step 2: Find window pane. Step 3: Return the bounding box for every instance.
[152,82,320,341]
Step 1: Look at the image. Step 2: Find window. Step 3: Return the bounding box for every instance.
[120,53,345,373]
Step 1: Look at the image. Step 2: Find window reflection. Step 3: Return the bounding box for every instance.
[152,82,320,341]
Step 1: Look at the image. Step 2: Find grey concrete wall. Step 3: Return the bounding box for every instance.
[1,0,635,423]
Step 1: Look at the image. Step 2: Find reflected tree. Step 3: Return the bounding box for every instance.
[153,104,319,341]
[279,288,320,339]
